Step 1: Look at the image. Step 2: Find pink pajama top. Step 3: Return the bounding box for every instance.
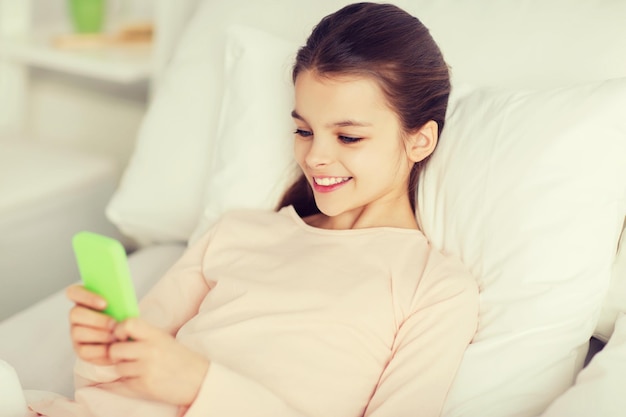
[31,206,478,417]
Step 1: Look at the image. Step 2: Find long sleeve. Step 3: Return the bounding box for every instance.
[137,228,216,334]
[364,261,479,417]
[183,362,305,417]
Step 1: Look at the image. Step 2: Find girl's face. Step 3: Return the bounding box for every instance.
[292,70,435,228]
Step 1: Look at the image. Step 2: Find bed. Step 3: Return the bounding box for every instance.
[1,0,625,416]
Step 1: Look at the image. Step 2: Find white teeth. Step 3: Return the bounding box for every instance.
[314,177,350,186]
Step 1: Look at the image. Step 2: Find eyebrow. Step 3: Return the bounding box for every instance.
[291,110,372,128]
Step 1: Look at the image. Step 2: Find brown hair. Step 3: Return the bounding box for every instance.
[277,2,450,217]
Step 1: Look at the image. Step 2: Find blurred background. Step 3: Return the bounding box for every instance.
[0,0,157,320]
[0,0,155,169]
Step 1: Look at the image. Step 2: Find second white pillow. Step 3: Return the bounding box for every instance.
[419,79,626,417]
[189,26,299,243]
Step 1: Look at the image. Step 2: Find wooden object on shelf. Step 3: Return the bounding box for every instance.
[52,21,154,49]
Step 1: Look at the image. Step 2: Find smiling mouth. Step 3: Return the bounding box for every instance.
[313,176,351,186]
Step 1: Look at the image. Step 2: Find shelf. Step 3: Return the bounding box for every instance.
[0,32,153,84]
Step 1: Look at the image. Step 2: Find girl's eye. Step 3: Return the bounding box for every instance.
[339,135,362,144]
[294,128,313,138]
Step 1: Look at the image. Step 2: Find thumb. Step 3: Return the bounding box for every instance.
[114,318,159,342]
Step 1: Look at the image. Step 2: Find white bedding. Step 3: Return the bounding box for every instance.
[0,243,185,397]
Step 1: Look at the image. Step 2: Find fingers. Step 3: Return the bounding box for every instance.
[69,305,116,331]
[71,322,116,343]
[69,304,117,365]
[73,343,113,366]
[109,319,166,364]
[109,340,151,377]
[113,318,160,342]
[109,342,144,368]
[66,284,107,311]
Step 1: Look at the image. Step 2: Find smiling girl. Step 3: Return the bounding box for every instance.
[288,72,434,229]
[26,2,478,416]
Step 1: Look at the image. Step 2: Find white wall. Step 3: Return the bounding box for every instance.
[24,68,148,176]
[0,0,155,177]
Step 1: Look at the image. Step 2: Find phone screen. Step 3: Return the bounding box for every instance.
[72,231,139,321]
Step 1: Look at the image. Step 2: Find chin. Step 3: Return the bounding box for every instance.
[312,199,334,216]
[313,199,351,218]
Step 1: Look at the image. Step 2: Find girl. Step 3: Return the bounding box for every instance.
[28,2,478,416]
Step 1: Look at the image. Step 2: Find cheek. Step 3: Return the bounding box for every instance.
[352,145,397,169]
[293,140,308,169]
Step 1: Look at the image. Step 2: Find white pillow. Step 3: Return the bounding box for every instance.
[189,26,298,243]
[418,79,626,417]
[106,1,222,246]
[596,223,626,342]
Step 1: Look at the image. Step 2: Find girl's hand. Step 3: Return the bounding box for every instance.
[66,284,117,366]
[109,318,210,407]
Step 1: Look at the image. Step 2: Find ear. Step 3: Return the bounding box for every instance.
[405,120,438,163]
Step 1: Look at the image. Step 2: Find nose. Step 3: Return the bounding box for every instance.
[304,135,334,168]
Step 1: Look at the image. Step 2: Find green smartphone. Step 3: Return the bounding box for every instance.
[72,231,139,322]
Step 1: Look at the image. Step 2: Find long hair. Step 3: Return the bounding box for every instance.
[277,2,450,217]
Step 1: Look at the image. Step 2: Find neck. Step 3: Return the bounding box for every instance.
[305,198,419,230]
